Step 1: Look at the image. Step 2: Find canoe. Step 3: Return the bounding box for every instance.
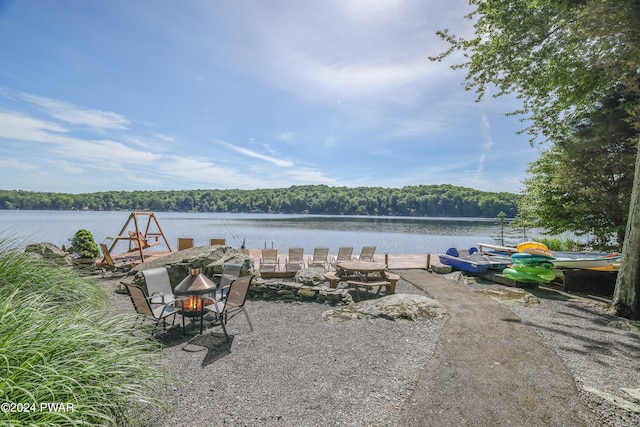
[438,247,511,274]
[551,254,621,271]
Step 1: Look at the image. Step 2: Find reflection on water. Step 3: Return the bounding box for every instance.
[0,211,506,254]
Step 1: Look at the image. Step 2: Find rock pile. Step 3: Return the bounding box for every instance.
[24,242,73,266]
[322,294,448,322]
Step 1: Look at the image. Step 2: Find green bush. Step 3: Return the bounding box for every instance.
[68,229,100,258]
[532,236,582,252]
[0,240,170,426]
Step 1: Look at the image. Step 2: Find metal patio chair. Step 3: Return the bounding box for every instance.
[124,283,177,331]
[142,267,176,305]
[204,275,255,341]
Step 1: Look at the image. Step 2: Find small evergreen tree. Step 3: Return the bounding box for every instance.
[68,229,100,258]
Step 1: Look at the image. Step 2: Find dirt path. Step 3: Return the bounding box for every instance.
[397,270,598,426]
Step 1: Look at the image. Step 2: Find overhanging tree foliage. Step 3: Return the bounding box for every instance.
[521,88,637,248]
[433,0,640,319]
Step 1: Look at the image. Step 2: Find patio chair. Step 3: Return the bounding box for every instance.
[204,275,255,341]
[330,246,353,270]
[142,267,176,305]
[356,246,376,262]
[259,249,280,272]
[307,247,329,270]
[285,247,305,271]
[212,263,243,300]
[178,237,194,251]
[124,283,177,331]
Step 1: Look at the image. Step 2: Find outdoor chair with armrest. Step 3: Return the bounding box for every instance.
[204,275,255,341]
[260,249,280,272]
[307,247,329,270]
[356,246,376,262]
[285,247,305,271]
[211,263,243,301]
[330,246,353,270]
[142,267,176,305]
[124,283,177,331]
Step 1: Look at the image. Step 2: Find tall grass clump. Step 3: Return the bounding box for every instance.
[531,236,583,252]
[0,239,169,426]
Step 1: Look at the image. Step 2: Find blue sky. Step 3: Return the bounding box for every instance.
[0,0,540,194]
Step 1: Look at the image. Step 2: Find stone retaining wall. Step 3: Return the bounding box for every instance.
[249,279,353,305]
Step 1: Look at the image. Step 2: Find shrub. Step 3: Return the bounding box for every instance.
[68,228,100,258]
[0,239,170,426]
[532,236,582,252]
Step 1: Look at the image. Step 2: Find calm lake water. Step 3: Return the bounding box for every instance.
[0,210,510,254]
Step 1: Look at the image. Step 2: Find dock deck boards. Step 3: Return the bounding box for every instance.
[247,250,439,271]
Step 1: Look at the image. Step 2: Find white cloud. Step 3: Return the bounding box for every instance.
[0,110,160,167]
[477,106,494,179]
[224,142,294,167]
[50,159,85,175]
[154,133,175,142]
[20,93,130,130]
[0,157,39,171]
[0,110,68,139]
[157,155,264,188]
[282,167,341,185]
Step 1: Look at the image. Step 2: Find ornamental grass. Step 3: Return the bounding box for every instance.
[0,239,169,426]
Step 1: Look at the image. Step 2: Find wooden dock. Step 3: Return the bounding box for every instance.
[246,249,437,271]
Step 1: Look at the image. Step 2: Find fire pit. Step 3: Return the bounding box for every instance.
[174,268,217,335]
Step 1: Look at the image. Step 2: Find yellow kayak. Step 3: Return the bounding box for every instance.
[517,241,553,258]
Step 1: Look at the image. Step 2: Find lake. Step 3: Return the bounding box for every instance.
[0,210,511,254]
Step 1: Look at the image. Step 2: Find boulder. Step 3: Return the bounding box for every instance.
[24,242,73,266]
[120,246,255,291]
[322,293,448,322]
[478,287,540,306]
[295,267,326,286]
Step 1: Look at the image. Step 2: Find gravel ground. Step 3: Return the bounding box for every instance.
[105,274,640,426]
[504,285,640,427]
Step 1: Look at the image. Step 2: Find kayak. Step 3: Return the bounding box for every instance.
[551,254,621,271]
[517,241,554,258]
[517,241,550,252]
[511,252,554,264]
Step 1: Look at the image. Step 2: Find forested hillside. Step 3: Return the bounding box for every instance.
[0,185,519,217]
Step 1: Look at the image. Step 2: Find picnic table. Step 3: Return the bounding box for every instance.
[324,260,399,301]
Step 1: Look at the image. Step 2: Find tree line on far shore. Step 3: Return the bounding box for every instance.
[0,184,519,218]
